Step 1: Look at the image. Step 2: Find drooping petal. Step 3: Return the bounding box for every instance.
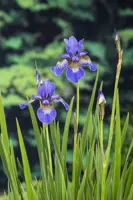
[32,94,42,100]
[19,99,35,109]
[51,59,68,76]
[51,94,60,100]
[79,55,98,71]
[60,54,70,59]
[37,107,56,124]
[98,90,106,104]
[88,62,98,71]
[79,51,88,56]
[66,67,85,83]
[79,55,91,66]
[54,98,69,110]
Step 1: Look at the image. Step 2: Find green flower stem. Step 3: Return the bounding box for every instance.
[45,125,53,178]
[99,119,104,161]
[76,81,80,128]
[105,50,122,179]
[100,118,106,200]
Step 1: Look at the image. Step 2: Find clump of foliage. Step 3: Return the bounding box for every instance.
[0,32,133,200]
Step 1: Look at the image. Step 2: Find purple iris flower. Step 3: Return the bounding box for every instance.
[98,90,106,104]
[19,70,69,124]
[51,36,97,83]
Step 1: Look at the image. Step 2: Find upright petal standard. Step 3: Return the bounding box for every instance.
[19,70,69,124]
[51,36,97,83]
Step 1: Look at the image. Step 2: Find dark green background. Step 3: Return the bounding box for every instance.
[0,0,133,192]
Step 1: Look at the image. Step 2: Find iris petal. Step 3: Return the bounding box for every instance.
[66,67,85,83]
[88,62,97,71]
[51,59,68,76]
[54,98,69,110]
[38,80,56,99]
[32,94,42,100]
[79,52,88,56]
[51,94,60,100]
[60,54,70,59]
[19,99,35,109]
[37,107,56,124]
[36,69,41,85]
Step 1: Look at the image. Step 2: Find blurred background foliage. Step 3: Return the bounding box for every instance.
[0,0,133,191]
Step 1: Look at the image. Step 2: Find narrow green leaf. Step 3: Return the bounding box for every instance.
[113,90,121,199]
[81,69,99,155]
[16,119,34,200]
[0,94,9,152]
[121,113,129,147]
[62,97,74,157]
[28,104,42,162]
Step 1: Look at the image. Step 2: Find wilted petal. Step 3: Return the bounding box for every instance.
[19,99,35,109]
[37,107,56,124]
[60,54,70,59]
[32,94,42,100]
[51,59,68,76]
[98,90,106,104]
[88,62,97,71]
[66,67,85,83]
[54,98,69,110]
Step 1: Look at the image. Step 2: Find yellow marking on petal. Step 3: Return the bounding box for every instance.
[69,61,80,69]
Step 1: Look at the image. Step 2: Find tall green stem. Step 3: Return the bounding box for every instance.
[45,125,53,177]
[100,119,105,200]
[76,81,80,128]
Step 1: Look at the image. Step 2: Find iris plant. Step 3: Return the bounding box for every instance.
[51,36,97,83]
[19,70,69,124]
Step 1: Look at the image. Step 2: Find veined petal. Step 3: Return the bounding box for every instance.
[32,94,42,100]
[54,98,69,110]
[37,107,56,124]
[19,99,35,109]
[60,54,70,59]
[66,67,85,83]
[51,59,68,76]
[88,62,97,71]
